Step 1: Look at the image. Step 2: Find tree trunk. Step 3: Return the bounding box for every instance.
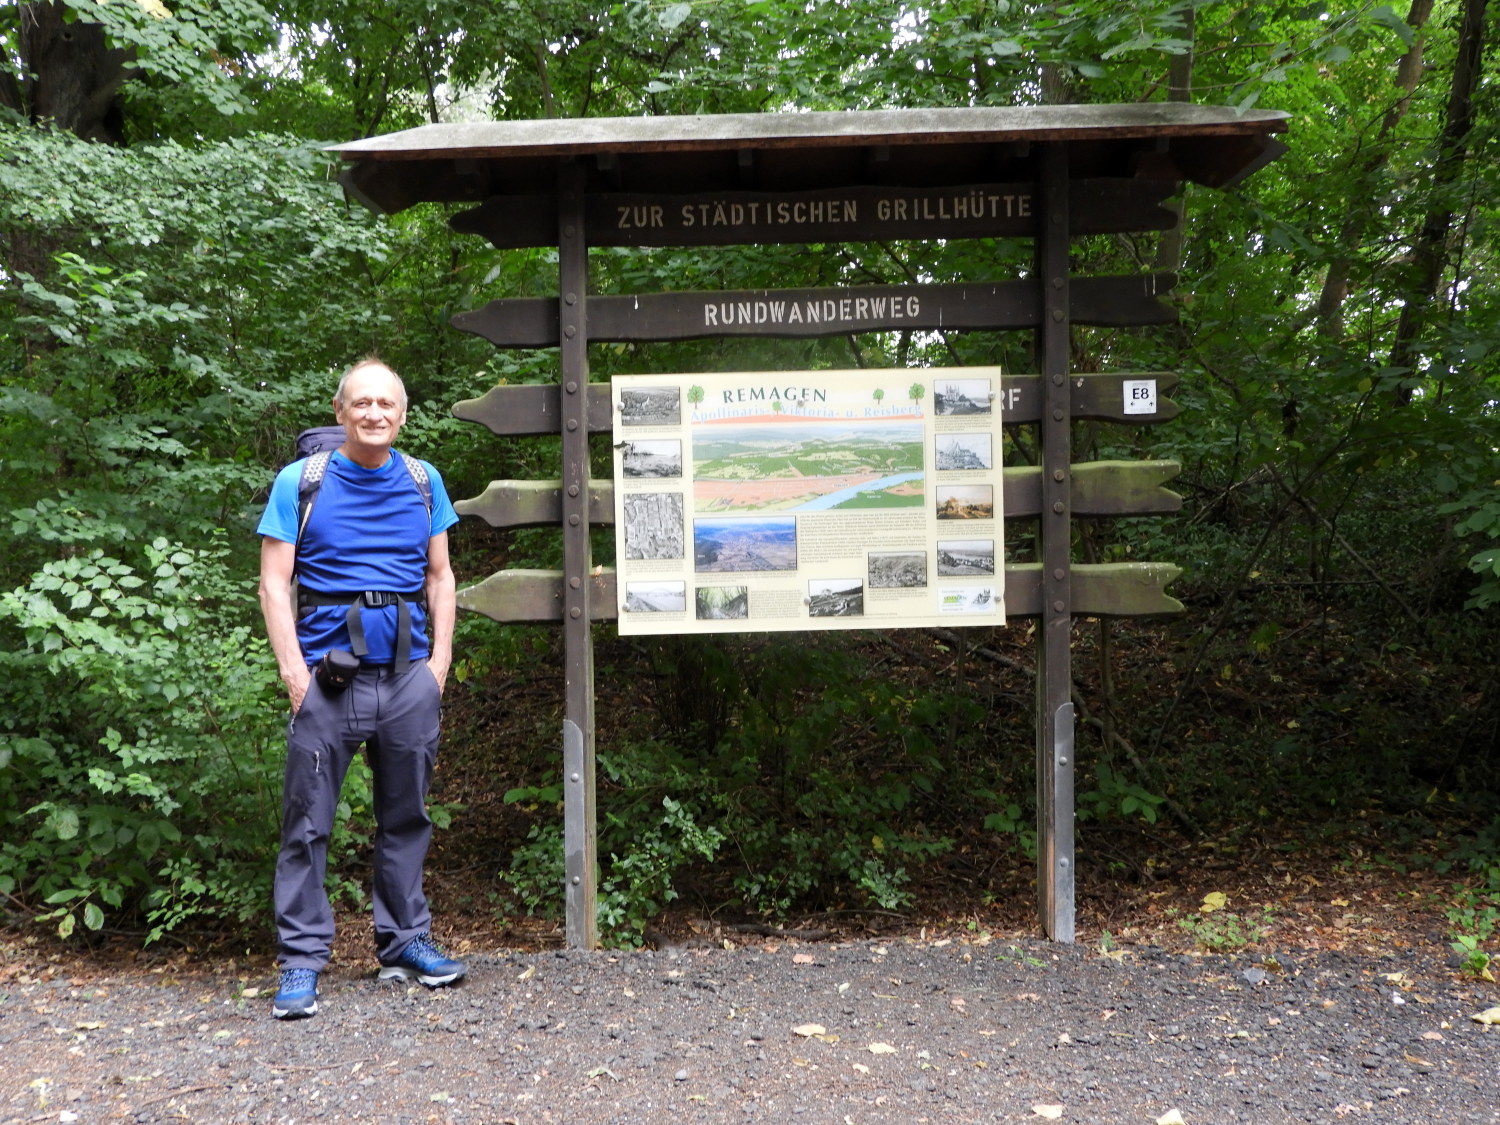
[1387,0,1490,403]
[1315,0,1435,337]
[12,2,133,143]
[1152,8,1194,275]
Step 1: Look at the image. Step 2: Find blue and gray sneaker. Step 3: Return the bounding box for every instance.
[378,933,467,987]
[272,968,319,1019]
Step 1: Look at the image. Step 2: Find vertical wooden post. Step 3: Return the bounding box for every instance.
[557,161,598,949]
[1035,143,1076,942]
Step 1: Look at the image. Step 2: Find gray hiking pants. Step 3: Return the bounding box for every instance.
[275,660,442,971]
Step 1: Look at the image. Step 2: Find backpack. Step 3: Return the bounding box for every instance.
[292,427,433,549]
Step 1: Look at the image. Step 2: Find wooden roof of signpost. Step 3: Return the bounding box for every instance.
[330,104,1289,214]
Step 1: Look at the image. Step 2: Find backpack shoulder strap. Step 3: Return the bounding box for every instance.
[295,450,333,551]
[398,452,434,522]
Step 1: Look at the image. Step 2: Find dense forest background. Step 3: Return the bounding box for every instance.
[1,0,1496,959]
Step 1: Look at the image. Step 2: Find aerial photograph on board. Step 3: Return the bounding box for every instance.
[693,516,799,572]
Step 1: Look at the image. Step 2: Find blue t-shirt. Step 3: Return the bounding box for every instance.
[259,451,459,664]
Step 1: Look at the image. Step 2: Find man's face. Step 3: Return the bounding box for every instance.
[334,366,407,458]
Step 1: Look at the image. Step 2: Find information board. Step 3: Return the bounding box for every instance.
[612,368,1006,634]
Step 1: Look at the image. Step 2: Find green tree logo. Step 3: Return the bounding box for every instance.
[908,382,925,408]
[687,384,705,407]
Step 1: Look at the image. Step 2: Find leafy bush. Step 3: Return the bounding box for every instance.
[0,537,284,941]
[500,747,725,948]
[1077,763,1166,825]
[1171,896,1274,953]
[496,637,999,940]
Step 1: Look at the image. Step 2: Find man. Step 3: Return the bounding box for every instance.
[257,357,465,1020]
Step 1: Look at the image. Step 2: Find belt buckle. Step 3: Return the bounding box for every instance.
[363,590,396,608]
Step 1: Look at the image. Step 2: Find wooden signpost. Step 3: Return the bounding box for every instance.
[332,105,1289,948]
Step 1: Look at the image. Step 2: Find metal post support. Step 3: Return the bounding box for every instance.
[1035,143,1076,942]
[557,161,598,949]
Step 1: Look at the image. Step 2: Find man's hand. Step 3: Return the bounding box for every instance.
[284,663,312,712]
[427,655,450,695]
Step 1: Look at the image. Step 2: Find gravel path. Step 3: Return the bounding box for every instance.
[3,935,1497,1124]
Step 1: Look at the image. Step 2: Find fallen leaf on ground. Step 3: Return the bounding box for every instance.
[1032,1106,1063,1120]
[1471,1007,1500,1025]
[792,1023,826,1037]
[867,1042,897,1054]
[1200,892,1227,913]
[1157,1110,1187,1125]
[792,953,815,965]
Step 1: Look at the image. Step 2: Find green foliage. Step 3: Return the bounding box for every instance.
[497,636,1013,937]
[0,538,283,941]
[1077,764,1166,826]
[1445,885,1497,981]
[70,0,276,117]
[0,125,399,574]
[980,796,1038,861]
[499,745,725,948]
[596,794,725,945]
[1440,484,1500,608]
[1446,817,1500,893]
[0,0,277,134]
[1171,902,1274,953]
[704,639,965,916]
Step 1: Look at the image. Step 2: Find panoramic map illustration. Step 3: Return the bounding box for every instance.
[693,423,925,512]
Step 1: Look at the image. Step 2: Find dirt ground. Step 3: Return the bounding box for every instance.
[4,896,1498,1125]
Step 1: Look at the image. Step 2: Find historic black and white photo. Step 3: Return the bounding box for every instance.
[623,492,685,559]
[619,385,682,426]
[935,432,993,471]
[808,578,864,617]
[623,580,687,613]
[933,378,993,415]
[936,539,995,576]
[621,439,683,478]
[868,551,928,588]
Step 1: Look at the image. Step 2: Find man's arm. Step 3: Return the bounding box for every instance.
[259,536,311,711]
[424,530,456,694]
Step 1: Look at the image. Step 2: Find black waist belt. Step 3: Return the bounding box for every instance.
[297,588,427,666]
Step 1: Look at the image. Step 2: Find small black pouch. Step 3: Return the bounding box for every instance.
[314,648,360,694]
